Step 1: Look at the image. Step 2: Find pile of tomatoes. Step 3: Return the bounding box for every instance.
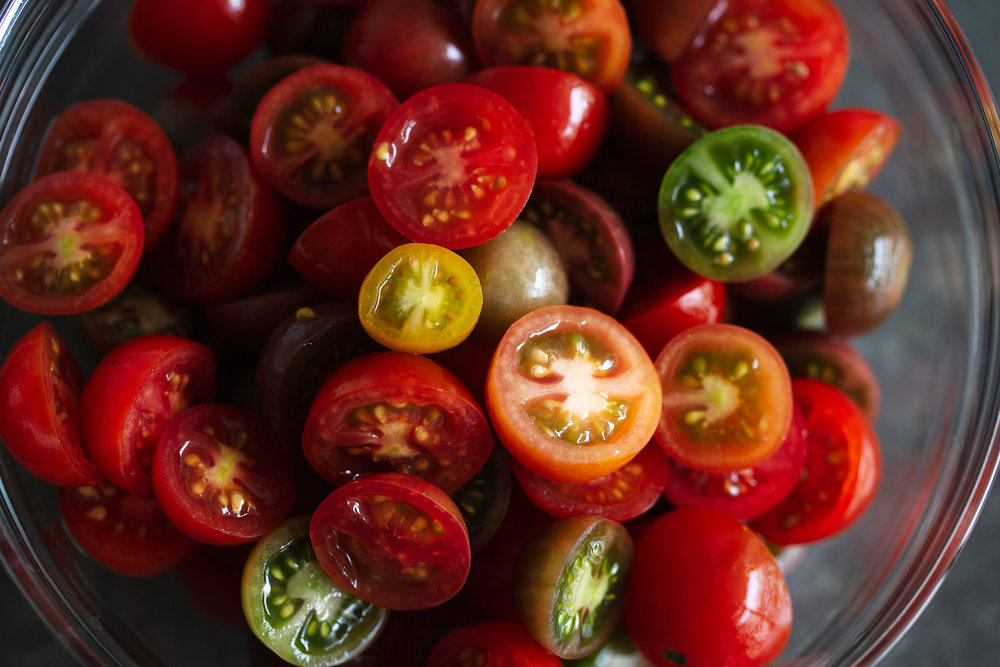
[0,0,913,665]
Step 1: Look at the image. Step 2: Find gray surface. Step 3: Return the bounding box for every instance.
[2,1,1000,665]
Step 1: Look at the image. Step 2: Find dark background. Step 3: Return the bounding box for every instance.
[1,1,999,664]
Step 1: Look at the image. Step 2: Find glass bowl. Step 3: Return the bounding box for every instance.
[1,0,999,665]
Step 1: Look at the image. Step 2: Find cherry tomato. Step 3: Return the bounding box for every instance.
[661,405,809,520]
[654,323,793,473]
[671,0,850,134]
[358,242,483,354]
[152,403,296,546]
[58,481,201,577]
[625,507,792,667]
[310,472,472,610]
[465,65,610,179]
[427,621,562,667]
[302,351,493,493]
[750,379,882,545]
[793,108,902,206]
[486,304,662,483]
[150,134,286,303]
[250,63,399,210]
[368,83,537,249]
[451,443,512,554]
[511,443,670,522]
[0,322,100,486]
[0,171,144,315]
[76,281,195,355]
[34,98,178,249]
[471,0,631,93]
[128,0,271,73]
[79,334,218,497]
[629,0,721,64]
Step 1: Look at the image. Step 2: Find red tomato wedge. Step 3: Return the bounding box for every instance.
[486,304,662,483]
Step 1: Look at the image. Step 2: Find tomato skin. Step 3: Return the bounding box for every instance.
[427,621,562,667]
[79,334,218,497]
[465,66,610,179]
[629,0,722,64]
[750,379,882,545]
[303,351,492,493]
[0,322,101,486]
[309,472,472,610]
[671,0,850,134]
[152,403,296,546]
[0,171,144,315]
[128,0,271,72]
[486,304,662,483]
[625,507,792,667]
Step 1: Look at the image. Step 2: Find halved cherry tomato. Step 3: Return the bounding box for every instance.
[427,621,562,667]
[34,98,178,249]
[152,403,296,546]
[670,0,850,134]
[0,171,144,315]
[750,378,882,545]
[465,65,610,179]
[250,63,399,210]
[150,134,286,304]
[793,108,901,206]
[59,481,201,577]
[511,442,670,522]
[471,0,631,93]
[310,472,472,610]
[368,83,537,249]
[78,334,217,497]
[0,322,101,486]
[451,443,512,554]
[358,242,483,353]
[302,351,492,493]
[654,322,793,473]
[486,304,662,483]
[76,281,195,355]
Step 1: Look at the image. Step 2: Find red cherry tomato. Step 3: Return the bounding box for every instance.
[427,621,562,667]
[79,335,218,497]
[671,0,850,134]
[150,134,286,303]
[629,0,721,64]
[750,378,882,545]
[302,351,492,493]
[34,98,178,249]
[0,171,144,315]
[152,403,296,546]
[486,304,662,483]
[368,83,538,249]
[465,65,610,179]
[471,0,632,93]
[625,506,792,667]
[0,322,100,486]
[310,472,471,610]
[128,0,271,73]
[58,481,201,577]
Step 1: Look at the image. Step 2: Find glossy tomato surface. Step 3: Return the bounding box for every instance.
[0,171,144,315]
[0,322,100,486]
[486,304,661,483]
[427,621,562,667]
[368,83,538,249]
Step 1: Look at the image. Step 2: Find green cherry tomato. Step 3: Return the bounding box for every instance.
[658,124,814,282]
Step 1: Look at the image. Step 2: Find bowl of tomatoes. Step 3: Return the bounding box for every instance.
[0,0,998,665]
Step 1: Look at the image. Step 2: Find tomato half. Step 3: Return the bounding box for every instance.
[471,0,631,93]
[79,334,218,497]
[750,378,882,545]
[358,242,483,354]
[0,171,144,315]
[0,322,101,486]
[486,304,662,483]
[152,403,296,545]
[59,481,201,577]
[654,323,793,473]
[670,0,850,134]
[250,63,399,210]
[625,507,792,667]
[368,83,538,249]
[302,351,493,493]
[310,472,472,610]
[34,98,178,249]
